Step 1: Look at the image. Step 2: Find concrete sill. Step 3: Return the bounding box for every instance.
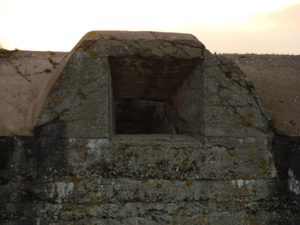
[112,134,201,143]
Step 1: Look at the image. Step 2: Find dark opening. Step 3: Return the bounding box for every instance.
[109,55,199,135]
[114,99,174,134]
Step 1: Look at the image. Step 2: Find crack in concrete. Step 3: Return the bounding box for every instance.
[7,61,51,84]
[222,98,249,123]
[205,61,269,134]
[7,61,31,83]
[0,97,17,108]
[217,56,271,124]
[48,57,59,69]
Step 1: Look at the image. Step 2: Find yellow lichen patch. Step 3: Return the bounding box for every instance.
[238,188,249,195]
[119,157,125,163]
[141,168,148,174]
[260,158,267,170]
[201,219,206,224]
[156,184,162,189]
[172,222,178,225]
[218,96,224,105]
[70,174,81,183]
[235,185,242,190]
[56,83,63,88]
[207,135,214,139]
[78,165,84,169]
[231,175,237,180]
[59,111,68,117]
[239,121,254,126]
[151,169,158,174]
[186,181,193,187]
[141,179,149,183]
[63,92,70,97]
[247,112,254,119]
[242,173,251,179]
[74,179,81,184]
[86,196,95,203]
[229,151,237,157]
[244,215,250,221]
[102,64,108,70]
[90,52,97,58]
[181,161,189,166]
[101,154,105,158]
[50,96,62,104]
[70,174,78,180]
[76,146,85,152]
[223,166,227,170]
[92,190,98,194]
[161,159,169,166]
[221,200,229,205]
[251,153,257,158]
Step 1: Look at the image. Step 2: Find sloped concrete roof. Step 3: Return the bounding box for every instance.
[0,50,67,135]
[221,54,300,136]
[0,48,299,136]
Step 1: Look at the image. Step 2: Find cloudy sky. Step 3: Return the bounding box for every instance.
[0,0,299,54]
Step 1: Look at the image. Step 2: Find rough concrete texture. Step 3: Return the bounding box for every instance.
[221,54,300,137]
[0,50,67,135]
[0,31,299,224]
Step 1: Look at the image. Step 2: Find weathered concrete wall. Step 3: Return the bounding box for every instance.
[0,31,299,224]
[0,135,280,224]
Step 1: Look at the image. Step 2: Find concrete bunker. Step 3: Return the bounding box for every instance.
[2,31,300,224]
[36,31,205,139]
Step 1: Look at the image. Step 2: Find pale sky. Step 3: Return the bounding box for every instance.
[0,0,299,54]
